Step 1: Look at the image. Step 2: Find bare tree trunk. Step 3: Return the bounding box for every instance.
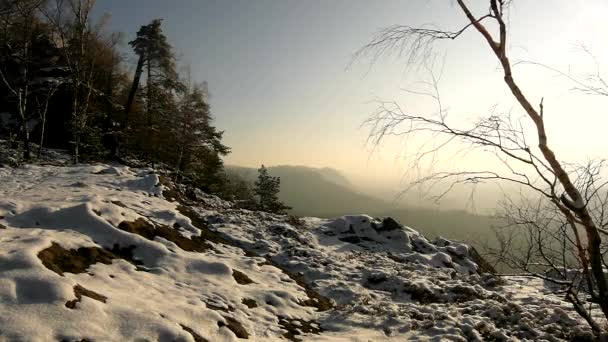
[16,87,31,161]
[72,95,79,164]
[73,136,79,164]
[124,53,144,125]
[45,0,98,165]
[357,0,608,331]
[455,0,608,318]
[21,118,30,160]
[36,85,58,158]
[146,57,152,127]
[38,112,46,157]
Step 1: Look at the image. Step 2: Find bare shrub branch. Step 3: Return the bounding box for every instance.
[359,0,608,334]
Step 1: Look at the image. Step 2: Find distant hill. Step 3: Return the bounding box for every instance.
[225,165,499,247]
[315,167,353,188]
[225,165,395,217]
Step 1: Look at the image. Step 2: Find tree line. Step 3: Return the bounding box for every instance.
[0,0,290,214]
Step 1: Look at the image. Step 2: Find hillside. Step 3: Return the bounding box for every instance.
[370,208,500,247]
[226,165,394,217]
[227,165,499,248]
[0,162,597,341]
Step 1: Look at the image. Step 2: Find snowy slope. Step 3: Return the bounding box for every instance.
[0,163,596,341]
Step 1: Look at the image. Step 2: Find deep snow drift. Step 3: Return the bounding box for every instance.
[0,163,597,341]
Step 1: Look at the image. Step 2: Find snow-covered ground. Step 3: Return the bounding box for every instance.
[0,163,598,341]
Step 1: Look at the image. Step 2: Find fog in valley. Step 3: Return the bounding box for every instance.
[86,0,608,255]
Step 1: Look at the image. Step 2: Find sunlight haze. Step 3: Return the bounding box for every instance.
[94,0,608,209]
[3,1,608,337]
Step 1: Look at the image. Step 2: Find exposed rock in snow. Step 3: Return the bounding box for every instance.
[0,163,600,341]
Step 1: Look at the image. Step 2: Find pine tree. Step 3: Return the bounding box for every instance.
[171,85,227,170]
[223,172,255,202]
[166,83,229,190]
[254,165,291,214]
[195,151,227,195]
[122,19,184,164]
[124,19,178,126]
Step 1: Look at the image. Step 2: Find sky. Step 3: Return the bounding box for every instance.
[91,0,608,206]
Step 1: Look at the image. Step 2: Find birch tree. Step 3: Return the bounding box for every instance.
[358,0,608,334]
[44,0,99,163]
[0,0,60,160]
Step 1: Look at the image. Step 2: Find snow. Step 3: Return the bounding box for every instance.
[0,163,600,341]
[0,164,315,341]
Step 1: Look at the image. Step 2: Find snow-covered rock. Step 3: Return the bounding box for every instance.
[0,163,599,341]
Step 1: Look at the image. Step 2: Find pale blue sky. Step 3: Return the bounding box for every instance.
[92,1,608,195]
[91,0,429,171]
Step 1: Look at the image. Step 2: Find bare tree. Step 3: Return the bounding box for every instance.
[35,79,61,157]
[0,0,54,160]
[43,0,98,163]
[358,0,608,334]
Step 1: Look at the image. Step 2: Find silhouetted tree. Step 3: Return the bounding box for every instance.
[358,0,608,334]
[125,19,177,127]
[223,172,255,202]
[254,165,291,214]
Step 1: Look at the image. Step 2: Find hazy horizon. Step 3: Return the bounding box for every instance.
[93,0,608,212]
[2,1,607,337]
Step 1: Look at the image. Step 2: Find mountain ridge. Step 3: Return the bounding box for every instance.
[226,164,394,217]
[226,164,500,248]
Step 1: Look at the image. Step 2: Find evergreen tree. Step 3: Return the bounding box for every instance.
[254,165,291,214]
[125,19,178,127]
[170,84,228,171]
[195,151,227,195]
[223,172,255,202]
[124,19,185,164]
[0,3,231,176]
[165,83,230,194]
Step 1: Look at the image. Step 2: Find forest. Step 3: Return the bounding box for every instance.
[0,0,274,203]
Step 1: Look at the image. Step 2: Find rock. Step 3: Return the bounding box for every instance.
[468,246,497,274]
[375,217,402,232]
